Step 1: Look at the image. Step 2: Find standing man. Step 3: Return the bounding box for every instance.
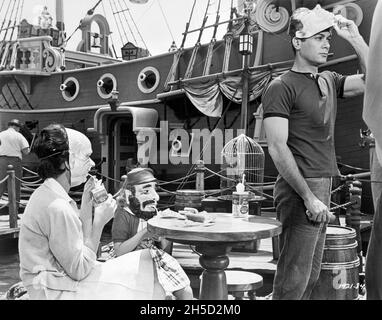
[362,0,382,300]
[0,119,30,209]
[262,5,368,300]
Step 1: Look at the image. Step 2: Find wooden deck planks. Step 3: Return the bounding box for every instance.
[0,216,20,239]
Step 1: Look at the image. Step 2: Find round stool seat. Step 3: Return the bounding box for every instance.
[226,270,263,292]
[198,270,263,300]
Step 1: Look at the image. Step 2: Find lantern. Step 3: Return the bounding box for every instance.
[239,20,253,55]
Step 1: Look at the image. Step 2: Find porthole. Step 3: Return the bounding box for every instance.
[137,67,160,94]
[60,77,80,102]
[97,73,117,99]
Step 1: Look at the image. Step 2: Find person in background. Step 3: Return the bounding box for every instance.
[112,168,194,300]
[362,0,382,300]
[19,124,166,300]
[262,5,368,299]
[0,119,30,210]
[125,157,140,174]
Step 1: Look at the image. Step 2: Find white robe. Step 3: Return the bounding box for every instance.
[19,179,165,300]
[26,249,165,300]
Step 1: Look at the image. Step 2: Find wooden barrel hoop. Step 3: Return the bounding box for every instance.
[175,190,206,211]
[311,226,359,300]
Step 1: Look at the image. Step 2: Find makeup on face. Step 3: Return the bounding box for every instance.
[135,183,159,212]
[69,151,95,187]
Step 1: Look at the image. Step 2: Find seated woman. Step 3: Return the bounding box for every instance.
[18,124,166,300]
[112,168,193,300]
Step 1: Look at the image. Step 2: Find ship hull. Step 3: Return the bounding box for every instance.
[0,0,377,214]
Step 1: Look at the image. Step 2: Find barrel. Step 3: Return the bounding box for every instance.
[175,190,206,211]
[311,226,360,300]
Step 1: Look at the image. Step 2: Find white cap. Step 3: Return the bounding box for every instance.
[289,5,335,39]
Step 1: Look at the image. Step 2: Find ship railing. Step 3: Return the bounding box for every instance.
[13,162,372,216]
[0,166,18,230]
[0,175,10,211]
[0,36,65,73]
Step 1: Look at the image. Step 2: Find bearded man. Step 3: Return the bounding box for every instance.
[112,168,193,300]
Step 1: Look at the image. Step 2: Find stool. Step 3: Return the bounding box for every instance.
[199,271,263,300]
[226,271,263,300]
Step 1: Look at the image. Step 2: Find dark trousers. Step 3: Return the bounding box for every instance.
[0,156,22,207]
[366,185,382,300]
[272,176,332,300]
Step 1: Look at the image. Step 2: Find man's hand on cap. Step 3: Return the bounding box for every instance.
[333,15,361,40]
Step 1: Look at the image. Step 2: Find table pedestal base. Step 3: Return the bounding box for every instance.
[197,244,231,300]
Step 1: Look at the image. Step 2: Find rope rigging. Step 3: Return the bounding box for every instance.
[111,0,133,45]
[16,0,25,37]
[8,0,21,41]
[108,0,150,53]
[0,1,6,20]
[0,0,12,38]
[101,0,118,58]
[0,175,9,185]
[88,0,104,15]
[119,0,139,45]
[181,0,197,50]
[1,160,377,215]
[8,0,18,40]
[1,0,16,42]
[184,0,211,79]
[156,0,175,43]
[109,0,125,46]
[338,162,369,172]
[124,0,150,53]
[330,201,357,212]
[66,0,105,45]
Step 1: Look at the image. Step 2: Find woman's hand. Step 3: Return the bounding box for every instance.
[93,195,117,226]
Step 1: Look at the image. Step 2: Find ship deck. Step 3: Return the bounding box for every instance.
[0,210,374,300]
[0,197,26,240]
[0,216,20,240]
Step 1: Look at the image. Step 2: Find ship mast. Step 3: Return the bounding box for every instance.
[237,0,245,14]
[56,0,65,32]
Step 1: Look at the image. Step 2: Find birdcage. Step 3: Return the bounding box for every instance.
[221,134,265,199]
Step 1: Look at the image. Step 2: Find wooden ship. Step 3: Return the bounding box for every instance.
[0,0,375,186]
[0,0,379,299]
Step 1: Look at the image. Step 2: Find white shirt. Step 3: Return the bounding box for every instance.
[19,178,97,293]
[0,127,29,159]
[19,179,163,300]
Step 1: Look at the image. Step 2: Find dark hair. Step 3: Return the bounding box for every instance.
[116,181,135,209]
[288,7,309,54]
[8,119,21,128]
[288,8,310,38]
[33,123,69,180]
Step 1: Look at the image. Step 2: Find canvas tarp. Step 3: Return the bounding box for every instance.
[182,69,286,118]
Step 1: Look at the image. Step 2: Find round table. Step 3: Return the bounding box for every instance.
[148,213,282,300]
